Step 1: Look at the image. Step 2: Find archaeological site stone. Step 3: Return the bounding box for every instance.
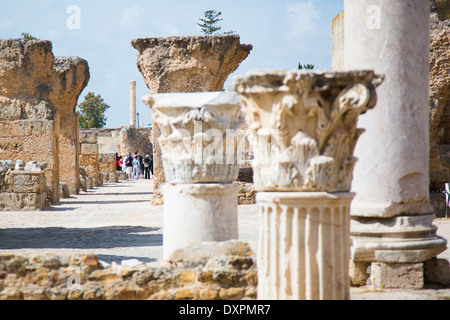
[233,69,382,300]
[53,57,90,195]
[144,91,245,259]
[98,153,118,183]
[79,129,100,187]
[0,160,48,211]
[344,0,448,288]
[0,39,60,203]
[132,35,252,205]
[429,4,450,193]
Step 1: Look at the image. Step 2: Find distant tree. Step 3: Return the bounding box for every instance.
[21,33,38,41]
[77,92,111,129]
[298,63,316,70]
[197,10,235,35]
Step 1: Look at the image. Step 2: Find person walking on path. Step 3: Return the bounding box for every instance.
[132,154,141,181]
[125,152,133,181]
[144,154,152,179]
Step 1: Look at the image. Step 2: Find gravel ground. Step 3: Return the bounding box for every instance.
[0,178,449,300]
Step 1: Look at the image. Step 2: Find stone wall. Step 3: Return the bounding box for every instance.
[0,241,257,300]
[98,153,118,184]
[0,39,61,204]
[53,57,90,196]
[0,160,48,211]
[116,126,153,159]
[79,130,100,187]
[429,10,450,192]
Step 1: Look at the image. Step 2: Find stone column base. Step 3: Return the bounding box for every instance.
[350,259,450,289]
[369,262,424,289]
[351,214,448,263]
[256,191,354,300]
[162,183,239,259]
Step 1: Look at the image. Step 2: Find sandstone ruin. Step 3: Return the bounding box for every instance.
[0,160,48,211]
[0,39,61,204]
[53,57,90,195]
[132,35,253,205]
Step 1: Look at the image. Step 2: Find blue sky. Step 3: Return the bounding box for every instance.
[0,0,343,128]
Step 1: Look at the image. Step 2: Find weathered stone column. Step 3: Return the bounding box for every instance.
[53,57,90,195]
[0,39,61,204]
[143,91,244,259]
[132,35,252,205]
[79,129,100,187]
[130,81,137,127]
[233,70,382,300]
[344,0,447,287]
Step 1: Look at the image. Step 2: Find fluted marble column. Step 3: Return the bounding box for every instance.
[233,70,383,300]
[344,0,447,274]
[143,91,245,259]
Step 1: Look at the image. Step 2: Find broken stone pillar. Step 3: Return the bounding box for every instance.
[130,81,137,127]
[0,39,61,204]
[98,153,118,183]
[143,91,245,259]
[233,70,382,300]
[79,129,100,187]
[132,35,252,205]
[53,57,90,195]
[344,0,448,288]
[0,160,48,211]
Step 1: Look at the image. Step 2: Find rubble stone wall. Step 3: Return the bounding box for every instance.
[0,160,48,211]
[0,241,257,300]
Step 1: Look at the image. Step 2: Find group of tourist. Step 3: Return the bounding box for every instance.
[116,152,153,181]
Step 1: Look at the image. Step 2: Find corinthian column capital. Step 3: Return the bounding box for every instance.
[233,70,383,192]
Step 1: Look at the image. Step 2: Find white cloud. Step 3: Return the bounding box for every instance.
[283,2,320,40]
[119,4,142,31]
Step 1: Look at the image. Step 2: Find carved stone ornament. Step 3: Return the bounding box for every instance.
[143,92,245,184]
[233,70,384,192]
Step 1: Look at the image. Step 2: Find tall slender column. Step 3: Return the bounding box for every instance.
[233,70,382,300]
[143,91,245,259]
[344,0,447,286]
[130,81,137,127]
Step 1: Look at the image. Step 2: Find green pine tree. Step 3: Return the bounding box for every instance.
[77,92,111,129]
[198,10,223,34]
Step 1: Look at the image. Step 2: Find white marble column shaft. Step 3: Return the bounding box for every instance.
[344,0,447,263]
[130,81,137,126]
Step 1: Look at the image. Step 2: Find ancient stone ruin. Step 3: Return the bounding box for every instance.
[0,241,257,300]
[0,39,59,204]
[345,0,448,289]
[233,69,383,300]
[429,3,450,196]
[0,160,48,211]
[132,35,253,205]
[144,91,245,259]
[53,57,90,195]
